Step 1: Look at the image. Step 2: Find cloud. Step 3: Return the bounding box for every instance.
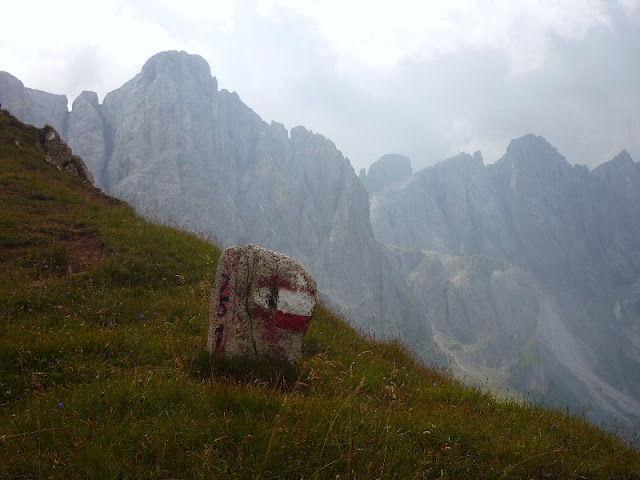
[1,0,638,172]
[255,0,611,73]
[240,0,640,170]
[0,0,200,102]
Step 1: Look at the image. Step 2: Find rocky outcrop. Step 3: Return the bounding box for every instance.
[359,153,412,194]
[208,244,317,365]
[37,125,93,182]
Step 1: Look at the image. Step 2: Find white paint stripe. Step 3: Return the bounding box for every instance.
[253,288,315,316]
[277,289,315,316]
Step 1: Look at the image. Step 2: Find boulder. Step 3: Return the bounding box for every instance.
[207,244,317,365]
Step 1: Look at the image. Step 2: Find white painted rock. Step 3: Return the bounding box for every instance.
[207,244,317,365]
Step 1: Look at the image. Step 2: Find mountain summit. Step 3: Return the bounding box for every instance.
[359,153,412,194]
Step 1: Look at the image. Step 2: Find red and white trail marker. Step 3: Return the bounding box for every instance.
[207,244,317,365]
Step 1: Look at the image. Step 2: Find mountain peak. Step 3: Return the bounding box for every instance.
[498,134,570,173]
[71,90,99,109]
[594,149,635,173]
[435,151,484,171]
[139,50,216,90]
[506,134,558,155]
[0,71,23,89]
[593,149,639,192]
[608,149,634,167]
[360,154,412,194]
[0,71,69,135]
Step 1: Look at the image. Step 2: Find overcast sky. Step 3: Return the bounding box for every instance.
[2,0,639,172]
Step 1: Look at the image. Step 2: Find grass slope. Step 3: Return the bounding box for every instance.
[1,108,639,479]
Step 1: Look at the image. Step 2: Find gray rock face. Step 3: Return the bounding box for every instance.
[66,91,107,188]
[359,153,412,194]
[371,150,490,254]
[593,149,640,206]
[0,72,69,136]
[372,135,640,435]
[208,244,317,365]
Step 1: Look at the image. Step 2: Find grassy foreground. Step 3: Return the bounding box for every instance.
[1,109,639,479]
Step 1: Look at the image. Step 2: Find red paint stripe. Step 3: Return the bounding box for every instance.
[275,311,312,332]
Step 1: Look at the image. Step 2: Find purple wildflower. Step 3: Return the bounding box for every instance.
[552,424,558,430]
[138,313,145,320]
[58,402,64,409]
[89,277,93,284]
[193,344,198,351]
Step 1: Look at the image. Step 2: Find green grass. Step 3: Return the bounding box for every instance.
[1,108,639,479]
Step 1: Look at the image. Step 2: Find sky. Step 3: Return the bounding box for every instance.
[1,0,639,173]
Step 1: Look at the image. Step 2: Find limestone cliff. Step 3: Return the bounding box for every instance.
[66,91,107,189]
[0,72,69,136]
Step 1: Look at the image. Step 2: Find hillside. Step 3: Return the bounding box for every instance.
[1,111,640,478]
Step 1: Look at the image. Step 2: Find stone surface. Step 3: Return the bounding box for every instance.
[37,125,94,183]
[208,244,317,364]
[359,153,412,194]
[66,91,107,188]
[0,71,69,136]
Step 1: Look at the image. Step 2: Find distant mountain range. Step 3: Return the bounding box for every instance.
[2,50,639,438]
[368,139,640,434]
